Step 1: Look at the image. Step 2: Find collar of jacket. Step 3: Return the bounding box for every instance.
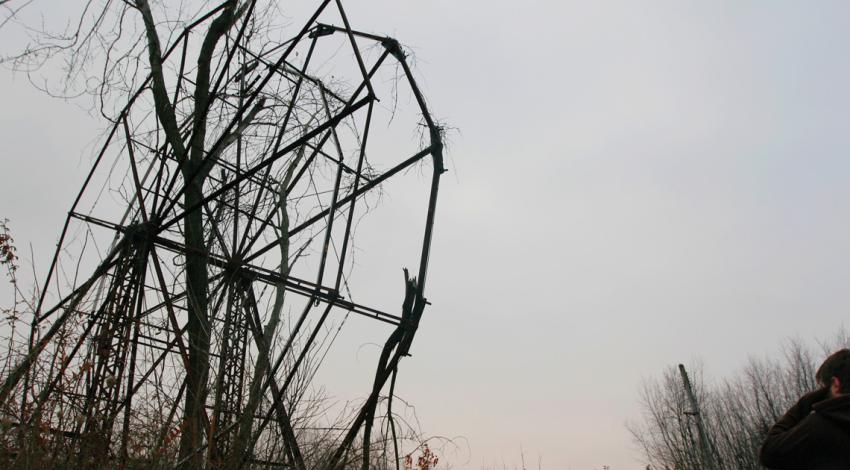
[814,393,850,412]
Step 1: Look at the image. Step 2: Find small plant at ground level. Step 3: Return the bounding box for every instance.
[405,443,439,470]
[0,219,17,276]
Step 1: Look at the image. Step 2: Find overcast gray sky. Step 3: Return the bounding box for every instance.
[4,1,850,468]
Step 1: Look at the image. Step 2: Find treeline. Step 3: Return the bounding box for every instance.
[629,333,848,470]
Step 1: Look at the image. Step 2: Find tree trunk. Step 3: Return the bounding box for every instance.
[178,172,211,468]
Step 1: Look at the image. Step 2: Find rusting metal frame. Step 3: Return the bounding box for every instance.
[15,8,216,416]
[155,234,333,311]
[241,47,348,105]
[204,199,234,261]
[119,250,148,463]
[86,251,141,420]
[159,93,372,233]
[326,272,426,470]
[231,32,320,258]
[147,64,265,223]
[68,213,366,319]
[122,339,227,362]
[148,246,194,369]
[312,86,349,293]
[153,88,355,238]
[395,54,445,295]
[321,32,445,469]
[134,184,276,251]
[124,116,151,225]
[273,34,319,149]
[155,0,334,225]
[235,47,390,261]
[206,281,256,463]
[331,97,373,292]
[19,115,125,422]
[157,0,259,200]
[171,33,191,110]
[235,43,348,107]
[243,285,306,469]
[232,69,245,257]
[333,0,375,99]
[268,47,384,180]
[246,146,432,263]
[0,240,126,406]
[28,0,223,326]
[155,378,187,453]
[76,244,144,464]
[119,240,150,448]
[24,0,228,351]
[159,43,344,244]
[31,98,125,327]
[116,131,172,242]
[233,163,276,260]
[259,100,377,452]
[304,141,373,183]
[249,103,384,439]
[135,37,368,263]
[170,276,313,470]
[109,325,188,421]
[9,4,445,469]
[24,262,127,426]
[148,245,218,437]
[131,115,290,204]
[210,282,247,463]
[68,211,403,327]
[246,301,334,448]
[79,249,252,331]
[251,102,379,446]
[133,333,189,355]
[313,23,386,44]
[5,0,243,447]
[233,127,342,260]
[210,65,254,464]
[149,70,262,224]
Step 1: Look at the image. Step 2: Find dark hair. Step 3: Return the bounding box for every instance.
[816,349,850,392]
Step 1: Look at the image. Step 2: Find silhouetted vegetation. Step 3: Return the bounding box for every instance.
[630,333,849,470]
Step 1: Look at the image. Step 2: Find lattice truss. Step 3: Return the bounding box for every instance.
[0,1,444,468]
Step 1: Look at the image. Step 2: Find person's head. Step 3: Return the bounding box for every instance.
[816,349,850,398]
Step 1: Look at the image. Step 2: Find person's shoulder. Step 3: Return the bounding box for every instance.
[811,395,850,447]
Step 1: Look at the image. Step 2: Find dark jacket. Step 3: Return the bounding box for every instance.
[760,389,850,469]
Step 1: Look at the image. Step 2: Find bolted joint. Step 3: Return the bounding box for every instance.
[124,219,159,247]
[381,37,405,61]
[309,23,336,39]
[221,258,256,287]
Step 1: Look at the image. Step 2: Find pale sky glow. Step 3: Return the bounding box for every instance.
[4,1,850,469]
